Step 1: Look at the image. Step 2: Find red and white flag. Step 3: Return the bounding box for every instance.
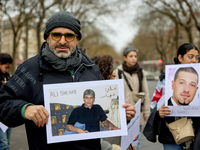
[150,79,165,109]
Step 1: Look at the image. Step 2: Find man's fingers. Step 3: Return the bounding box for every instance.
[24,105,49,127]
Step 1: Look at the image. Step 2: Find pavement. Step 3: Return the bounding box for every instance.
[9,80,163,150]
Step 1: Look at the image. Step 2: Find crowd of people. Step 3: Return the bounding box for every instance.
[0,10,199,150]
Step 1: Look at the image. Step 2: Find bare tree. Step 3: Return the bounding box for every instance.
[34,0,59,53]
[57,0,130,49]
[143,0,195,44]
[131,8,176,63]
[182,0,200,48]
[2,0,37,73]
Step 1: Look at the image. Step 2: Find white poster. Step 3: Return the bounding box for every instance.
[121,100,141,150]
[165,63,200,116]
[43,79,127,144]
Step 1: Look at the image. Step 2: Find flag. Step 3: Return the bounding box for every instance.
[150,79,165,109]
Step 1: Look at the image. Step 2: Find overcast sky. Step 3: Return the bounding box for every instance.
[105,16,138,53]
[96,1,140,53]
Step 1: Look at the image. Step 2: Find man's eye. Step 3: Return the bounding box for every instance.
[53,33,61,37]
[66,33,74,37]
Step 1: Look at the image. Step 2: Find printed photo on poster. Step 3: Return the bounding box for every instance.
[165,63,200,116]
[43,79,127,144]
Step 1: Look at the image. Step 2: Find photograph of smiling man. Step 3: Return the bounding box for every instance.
[166,65,199,107]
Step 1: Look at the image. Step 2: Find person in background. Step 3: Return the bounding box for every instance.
[91,54,137,150]
[143,43,200,150]
[0,53,13,150]
[91,54,136,121]
[0,11,103,150]
[114,46,150,150]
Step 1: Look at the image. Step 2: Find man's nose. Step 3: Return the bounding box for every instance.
[184,85,189,92]
[59,35,67,44]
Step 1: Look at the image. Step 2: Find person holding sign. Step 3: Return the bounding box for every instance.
[91,54,136,150]
[144,43,200,150]
[0,11,104,150]
[114,46,150,150]
[168,67,198,106]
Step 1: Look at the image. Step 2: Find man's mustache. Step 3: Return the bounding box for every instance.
[55,44,70,48]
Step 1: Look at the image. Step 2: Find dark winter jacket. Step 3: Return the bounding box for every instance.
[143,102,200,145]
[0,42,102,150]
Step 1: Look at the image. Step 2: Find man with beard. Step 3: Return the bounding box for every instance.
[0,11,135,150]
[168,67,198,106]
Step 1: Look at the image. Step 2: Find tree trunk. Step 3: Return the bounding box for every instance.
[25,21,29,59]
[11,33,17,74]
[37,23,41,54]
[185,26,193,43]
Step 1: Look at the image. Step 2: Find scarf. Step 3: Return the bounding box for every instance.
[41,43,82,72]
[122,61,142,92]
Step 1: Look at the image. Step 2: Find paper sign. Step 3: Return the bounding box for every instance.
[121,100,141,150]
[43,79,127,144]
[165,63,200,116]
[0,122,8,133]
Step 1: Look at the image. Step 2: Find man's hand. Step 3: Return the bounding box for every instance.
[1,80,7,85]
[144,116,148,122]
[123,103,136,121]
[103,120,119,130]
[66,124,89,134]
[24,105,49,127]
[159,106,171,118]
[77,128,89,134]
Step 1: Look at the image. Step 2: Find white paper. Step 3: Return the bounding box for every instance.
[0,122,8,133]
[121,100,141,150]
[165,63,200,116]
[166,106,200,116]
[43,79,127,144]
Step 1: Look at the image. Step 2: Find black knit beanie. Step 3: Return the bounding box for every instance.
[43,11,82,40]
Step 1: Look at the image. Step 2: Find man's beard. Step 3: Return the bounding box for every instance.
[49,44,75,58]
[178,100,189,106]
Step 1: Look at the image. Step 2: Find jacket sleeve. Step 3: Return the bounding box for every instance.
[0,63,37,127]
[143,105,162,142]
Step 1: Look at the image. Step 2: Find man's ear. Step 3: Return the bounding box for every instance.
[171,80,175,90]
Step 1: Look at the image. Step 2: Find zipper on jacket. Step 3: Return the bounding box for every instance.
[72,63,94,81]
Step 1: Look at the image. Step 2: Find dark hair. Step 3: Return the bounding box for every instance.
[174,67,198,83]
[83,89,95,98]
[174,43,199,64]
[91,54,113,80]
[0,53,13,65]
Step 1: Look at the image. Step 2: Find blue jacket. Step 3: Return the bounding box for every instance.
[0,42,102,150]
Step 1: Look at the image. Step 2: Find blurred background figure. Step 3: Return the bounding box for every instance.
[114,46,150,150]
[0,53,13,150]
[91,54,116,80]
[91,54,137,150]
